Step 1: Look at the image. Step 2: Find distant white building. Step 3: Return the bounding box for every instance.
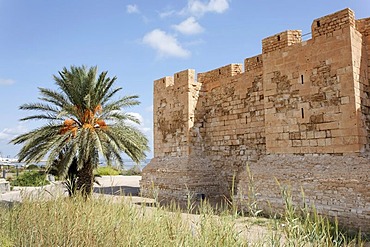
[0,156,18,164]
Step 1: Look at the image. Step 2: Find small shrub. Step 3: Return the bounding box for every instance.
[95,166,121,176]
[7,167,18,173]
[5,176,13,183]
[123,166,141,176]
[26,164,39,170]
[10,171,50,187]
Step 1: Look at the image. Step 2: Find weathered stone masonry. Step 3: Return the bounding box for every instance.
[141,9,370,232]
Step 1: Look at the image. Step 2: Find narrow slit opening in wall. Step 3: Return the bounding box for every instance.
[219,69,221,75]
[301,75,304,84]
[256,57,259,62]
[176,74,179,78]
[277,35,281,41]
[317,20,320,27]
[301,108,304,118]
[197,193,206,200]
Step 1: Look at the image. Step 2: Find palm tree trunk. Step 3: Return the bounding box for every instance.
[76,162,94,196]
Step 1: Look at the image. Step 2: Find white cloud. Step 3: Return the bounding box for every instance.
[126,4,139,14]
[126,112,151,134]
[185,0,230,17]
[0,125,27,141]
[172,17,204,35]
[142,29,190,58]
[159,10,176,18]
[145,105,153,113]
[184,38,205,46]
[127,112,144,124]
[141,127,151,133]
[0,78,15,86]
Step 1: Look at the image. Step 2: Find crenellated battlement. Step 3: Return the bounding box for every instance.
[244,54,263,72]
[356,17,370,36]
[197,64,242,84]
[154,76,174,91]
[174,69,196,87]
[154,69,196,90]
[262,30,302,53]
[143,8,370,232]
[311,8,355,39]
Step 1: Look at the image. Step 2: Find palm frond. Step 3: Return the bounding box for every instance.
[38,88,69,108]
[101,87,121,105]
[105,124,149,163]
[20,102,60,113]
[20,114,60,122]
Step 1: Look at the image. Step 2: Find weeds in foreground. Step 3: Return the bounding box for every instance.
[0,194,248,246]
[244,164,262,217]
[0,169,367,247]
[0,190,366,246]
[272,181,365,247]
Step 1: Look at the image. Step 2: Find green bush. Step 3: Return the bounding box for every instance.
[10,171,50,187]
[26,164,39,170]
[95,166,121,176]
[123,166,141,176]
[7,167,18,173]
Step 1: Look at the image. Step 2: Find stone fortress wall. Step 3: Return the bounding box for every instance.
[141,9,370,232]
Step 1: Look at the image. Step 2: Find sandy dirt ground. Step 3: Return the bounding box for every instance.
[0,175,148,204]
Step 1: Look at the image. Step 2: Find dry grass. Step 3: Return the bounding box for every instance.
[0,194,247,246]
[0,188,367,246]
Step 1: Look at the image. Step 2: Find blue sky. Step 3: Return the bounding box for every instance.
[0,0,369,159]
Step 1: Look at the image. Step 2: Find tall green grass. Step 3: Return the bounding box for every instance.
[0,184,366,246]
[0,195,248,246]
[267,184,365,247]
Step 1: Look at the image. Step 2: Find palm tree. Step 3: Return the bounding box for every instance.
[11,65,149,196]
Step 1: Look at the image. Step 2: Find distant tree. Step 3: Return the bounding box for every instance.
[11,65,149,196]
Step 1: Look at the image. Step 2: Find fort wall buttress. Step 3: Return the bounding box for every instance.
[153,76,173,157]
[153,69,200,157]
[355,17,370,149]
[263,9,364,154]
